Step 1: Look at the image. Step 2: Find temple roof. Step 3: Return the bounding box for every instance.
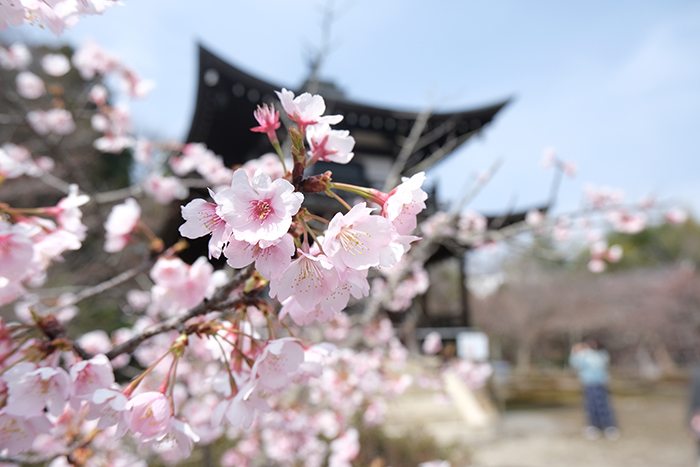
[187,44,510,173]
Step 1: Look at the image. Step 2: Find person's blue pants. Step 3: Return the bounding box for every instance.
[583,384,616,429]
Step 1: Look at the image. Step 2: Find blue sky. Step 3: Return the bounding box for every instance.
[16,0,700,215]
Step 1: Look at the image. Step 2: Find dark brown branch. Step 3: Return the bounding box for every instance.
[105,266,253,360]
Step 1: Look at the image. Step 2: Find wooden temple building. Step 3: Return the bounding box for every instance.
[181,44,542,329]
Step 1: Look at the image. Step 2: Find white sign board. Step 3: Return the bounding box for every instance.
[457,331,489,361]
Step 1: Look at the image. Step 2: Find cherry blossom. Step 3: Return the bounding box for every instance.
[324,203,397,270]
[665,207,688,225]
[179,191,233,259]
[41,53,71,76]
[270,250,339,309]
[69,354,115,402]
[0,220,34,281]
[375,171,428,235]
[87,388,128,431]
[328,428,360,467]
[143,173,188,204]
[422,331,443,355]
[250,103,281,141]
[125,391,172,442]
[27,109,76,136]
[588,241,623,273]
[242,153,286,180]
[275,88,342,132]
[15,71,45,99]
[213,382,268,430]
[219,168,303,243]
[104,198,141,252]
[306,124,355,164]
[150,256,221,312]
[607,209,647,234]
[0,43,31,70]
[251,338,305,391]
[4,363,72,417]
[224,234,295,280]
[0,413,51,456]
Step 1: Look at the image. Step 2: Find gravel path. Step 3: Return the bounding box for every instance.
[388,383,697,466]
[475,388,696,467]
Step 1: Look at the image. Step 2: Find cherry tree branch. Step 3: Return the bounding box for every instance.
[104,266,253,360]
[383,108,432,191]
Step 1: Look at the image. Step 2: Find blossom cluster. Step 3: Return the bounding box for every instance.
[0,0,116,34]
[179,88,428,327]
[0,186,88,305]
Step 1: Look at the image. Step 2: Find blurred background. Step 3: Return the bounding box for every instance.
[3,1,700,466]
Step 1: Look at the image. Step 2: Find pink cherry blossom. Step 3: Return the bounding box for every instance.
[525,209,545,227]
[224,233,295,279]
[328,428,359,467]
[250,103,281,141]
[0,44,31,70]
[87,388,128,431]
[279,267,365,325]
[179,193,232,259]
[122,68,155,98]
[270,250,338,309]
[219,169,303,243]
[665,207,688,225]
[251,338,305,391]
[584,185,624,209]
[588,241,623,273]
[607,210,646,234]
[50,184,90,239]
[104,198,141,252]
[459,210,487,236]
[280,296,337,325]
[76,329,112,354]
[27,109,76,136]
[41,53,71,76]
[150,257,215,311]
[0,1,27,30]
[242,153,286,181]
[324,203,396,270]
[275,88,342,132]
[125,391,172,441]
[0,220,34,281]
[143,173,188,204]
[213,381,268,430]
[422,331,443,355]
[170,143,233,186]
[0,413,51,456]
[4,363,72,417]
[89,84,108,105]
[16,71,45,99]
[72,41,118,79]
[148,418,200,462]
[377,172,428,235]
[69,354,115,401]
[306,124,355,164]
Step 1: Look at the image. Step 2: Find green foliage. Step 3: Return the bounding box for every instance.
[608,219,700,269]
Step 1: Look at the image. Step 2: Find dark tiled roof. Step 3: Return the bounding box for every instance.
[187,44,510,173]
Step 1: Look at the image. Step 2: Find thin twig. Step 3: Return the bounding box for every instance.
[105,266,253,360]
[383,108,432,191]
[43,261,151,315]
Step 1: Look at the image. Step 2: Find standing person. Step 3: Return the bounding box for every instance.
[569,339,619,440]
